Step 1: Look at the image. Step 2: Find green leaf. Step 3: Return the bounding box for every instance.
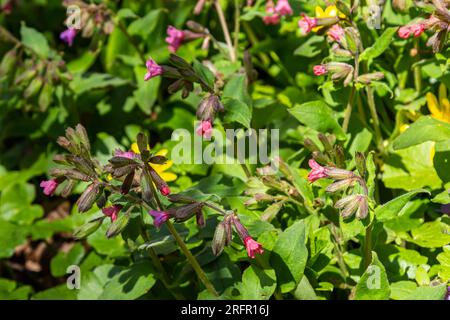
[20,24,50,59]
[237,265,277,300]
[0,219,28,259]
[133,66,161,115]
[70,73,128,95]
[293,276,318,300]
[375,189,430,222]
[393,116,450,150]
[32,285,76,300]
[404,284,448,300]
[294,36,324,58]
[360,27,398,63]
[223,74,252,107]
[390,281,417,300]
[193,60,215,89]
[50,243,85,277]
[270,220,308,293]
[409,221,450,248]
[223,97,252,128]
[288,101,346,140]
[127,9,162,37]
[354,252,390,300]
[0,278,32,300]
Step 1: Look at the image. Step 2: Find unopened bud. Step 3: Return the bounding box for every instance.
[326,178,356,192]
[106,211,131,238]
[357,72,384,84]
[77,183,100,213]
[74,217,105,239]
[355,152,366,178]
[325,167,355,180]
[169,202,204,222]
[212,221,227,256]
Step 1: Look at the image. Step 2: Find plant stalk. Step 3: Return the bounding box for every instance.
[214,0,237,62]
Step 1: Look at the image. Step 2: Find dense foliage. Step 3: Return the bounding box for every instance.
[1,0,450,300]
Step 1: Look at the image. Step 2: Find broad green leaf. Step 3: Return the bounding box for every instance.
[288,101,346,140]
[70,73,128,95]
[223,97,252,128]
[0,278,32,300]
[375,189,430,222]
[237,265,276,300]
[32,285,76,300]
[360,27,398,63]
[0,219,28,259]
[50,243,85,277]
[390,281,417,300]
[133,66,161,115]
[20,24,50,59]
[270,220,308,293]
[127,9,162,37]
[294,36,324,58]
[193,60,215,89]
[409,221,450,248]
[293,276,318,300]
[354,252,390,300]
[393,116,450,150]
[404,284,448,300]
[223,74,252,107]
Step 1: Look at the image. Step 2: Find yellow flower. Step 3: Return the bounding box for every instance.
[131,143,177,182]
[426,84,450,123]
[313,5,344,32]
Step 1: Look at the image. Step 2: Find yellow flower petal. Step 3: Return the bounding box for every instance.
[439,83,447,106]
[156,149,168,157]
[399,124,409,133]
[430,142,436,160]
[159,172,178,182]
[426,92,442,119]
[131,142,140,154]
[315,6,325,17]
[324,5,338,17]
[150,160,174,173]
[441,98,450,123]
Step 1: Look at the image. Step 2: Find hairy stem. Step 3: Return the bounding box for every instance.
[342,85,357,133]
[363,221,373,269]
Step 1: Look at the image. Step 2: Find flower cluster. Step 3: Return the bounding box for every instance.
[305,133,371,220]
[263,0,293,25]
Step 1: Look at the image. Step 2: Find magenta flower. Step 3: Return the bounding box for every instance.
[2,1,13,14]
[275,0,293,16]
[144,58,163,81]
[196,120,213,139]
[328,24,345,42]
[149,210,170,228]
[298,14,317,34]
[263,0,280,25]
[166,25,185,53]
[398,23,425,39]
[307,159,328,182]
[160,186,171,196]
[40,179,59,196]
[114,149,137,159]
[313,64,328,76]
[102,205,122,222]
[60,28,77,47]
[445,286,450,300]
[243,236,264,259]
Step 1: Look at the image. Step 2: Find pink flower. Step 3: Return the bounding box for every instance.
[313,64,328,76]
[263,0,280,25]
[144,58,163,81]
[60,28,77,47]
[2,1,13,14]
[243,236,264,258]
[166,25,185,53]
[114,149,137,159]
[307,159,328,182]
[102,205,122,222]
[398,26,411,39]
[298,14,317,34]
[149,210,170,228]
[410,23,425,37]
[328,24,345,42]
[160,186,171,196]
[275,0,293,16]
[40,179,59,196]
[196,120,213,139]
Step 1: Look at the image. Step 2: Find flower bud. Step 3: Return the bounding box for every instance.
[169,202,204,222]
[325,167,355,180]
[334,145,346,168]
[212,221,227,256]
[357,72,385,84]
[355,152,366,178]
[318,133,334,153]
[73,217,105,239]
[106,210,131,238]
[304,138,321,153]
[24,77,43,99]
[77,183,100,213]
[121,171,135,195]
[0,47,17,77]
[148,167,171,196]
[167,194,197,204]
[326,178,356,193]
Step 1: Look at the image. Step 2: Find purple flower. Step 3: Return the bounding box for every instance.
[195,120,213,139]
[165,26,185,53]
[307,159,328,182]
[144,58,163,81]
[102,205,122,222]
[40,179,59,196]
[60,28,77,47]
[445,286,450,300]
[275,0,293,16]
[244,236,264,259]
[149,210,170,228]
[114,149,137,159]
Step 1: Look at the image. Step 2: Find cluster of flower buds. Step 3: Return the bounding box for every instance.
[195,94,224,138]
[165,21,209,53]
[263,0,293,25]
[304,133,370,220]
[397,0,450,53]
[212,212,264,259]
[0,30,72,111]
[60,0,114,47]
[313,62,355,86]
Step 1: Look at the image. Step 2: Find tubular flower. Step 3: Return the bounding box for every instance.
[298,14,317,34]
[313,5,344,32]
[196,120,213,139]
[307,159,328,182]
[263,0,280,25]
[40,179,59,196]
[275,0,293,16]
[398,23,425,39]
[102,205,122,222]
[244,236,264,259]
[328,24,345,42]
[426,84,450,123]
[313,64,328,76]
[60,28,77,47]
[131,143,177,182]
[149,210,170,229]
[166,25,185,52]
[114,149,137,159]
[144,58,163,81]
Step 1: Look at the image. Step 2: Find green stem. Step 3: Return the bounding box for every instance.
[214,0,237,62]
[413,39,422,93]
[363,221,373,269]
[241,21,271,66]
[342,85,357,133]
[366,86,385,154]
[233,0,240,55]
[166,220,219,297]
[240,162,251,178]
